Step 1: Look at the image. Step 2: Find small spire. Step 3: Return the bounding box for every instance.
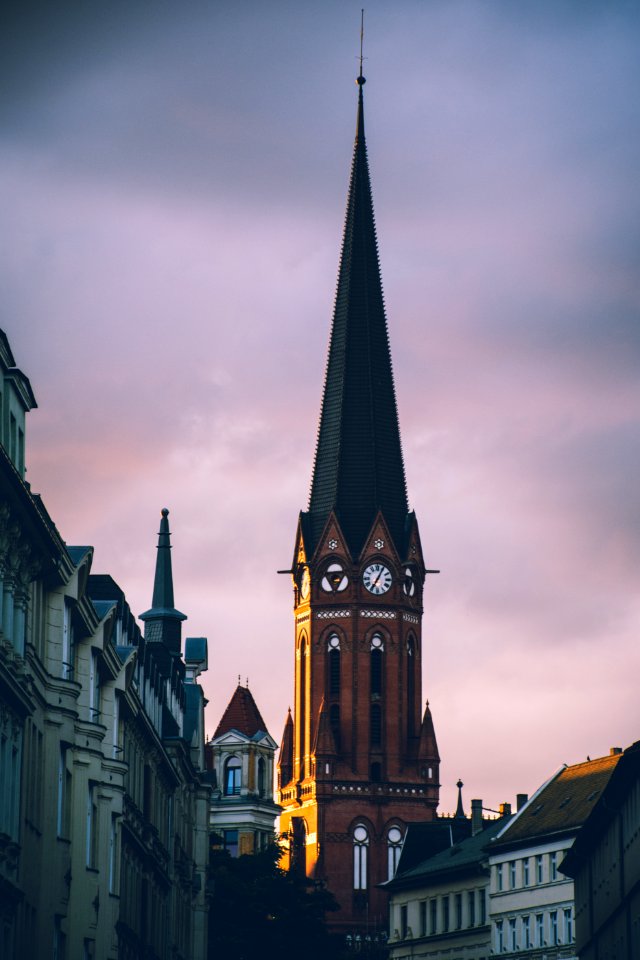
[139,507,187,656]
[419,701,440,763]
[455,779,465,819]
[313,698,338,757]
[152,508,174,609]
[279,708,295,786]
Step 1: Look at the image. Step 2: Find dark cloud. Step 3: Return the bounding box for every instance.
[2,0,639,812]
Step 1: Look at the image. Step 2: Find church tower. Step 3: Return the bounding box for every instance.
[277,70,440,939]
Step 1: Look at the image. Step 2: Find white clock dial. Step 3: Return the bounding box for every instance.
[363,562,392,595]
[300,567,310,599]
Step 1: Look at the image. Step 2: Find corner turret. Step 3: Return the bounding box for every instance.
[139,508,187,656]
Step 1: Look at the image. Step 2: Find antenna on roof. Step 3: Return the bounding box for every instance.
[357,9,366,85]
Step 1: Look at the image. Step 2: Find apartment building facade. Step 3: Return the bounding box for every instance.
[0,329,210,960]
[488,753,622,959]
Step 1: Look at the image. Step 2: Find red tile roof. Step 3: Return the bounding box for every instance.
[213,685,269,739]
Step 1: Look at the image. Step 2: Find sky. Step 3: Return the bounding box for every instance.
[1,0,639,815]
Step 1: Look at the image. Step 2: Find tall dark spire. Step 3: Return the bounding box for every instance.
[140,508,186,655]
[305,75,408,558]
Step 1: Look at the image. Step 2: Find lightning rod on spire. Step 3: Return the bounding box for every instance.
[357,9,366,85]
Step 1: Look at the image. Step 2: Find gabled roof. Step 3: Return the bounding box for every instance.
[392,821,467,878]
[115,644,137,665]
[67,545,92,565]
[213,684,270,739]
[387,817,507,890]
[91,598,116,620]
[562,741,639,878]
[494,752,622,849]
[304,75,408,560]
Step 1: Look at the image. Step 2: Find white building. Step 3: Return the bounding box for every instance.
[488,752,622,959]
[206,683,280,857]
[385,799,511,960]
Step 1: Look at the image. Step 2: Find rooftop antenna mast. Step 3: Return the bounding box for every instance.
[358,9,366,82]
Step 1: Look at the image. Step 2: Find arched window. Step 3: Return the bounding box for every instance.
[330,703,341,751]
[328,635,341,698]
[257,757,266,797]
[299,638,307,778]
[388,826,403,879]
[370,704,382,747]
[407,636,416,737]
[224,756,242,796]
[353,824,369,890]
[291,818,307,878]
[370,634,384,698]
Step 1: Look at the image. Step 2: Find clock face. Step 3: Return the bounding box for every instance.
[321,562,348,593]
[402,567,416,597]
[300,567,310,600]
[363,562,392,595]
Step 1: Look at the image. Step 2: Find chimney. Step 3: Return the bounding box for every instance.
[517,793,528,811]
[610,747,622,756]
[499,802,512,818]
[471,799,483,836]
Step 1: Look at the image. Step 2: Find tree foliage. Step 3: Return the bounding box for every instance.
[207,841,341,959]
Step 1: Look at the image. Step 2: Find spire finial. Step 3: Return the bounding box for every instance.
[357,9,366,85]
